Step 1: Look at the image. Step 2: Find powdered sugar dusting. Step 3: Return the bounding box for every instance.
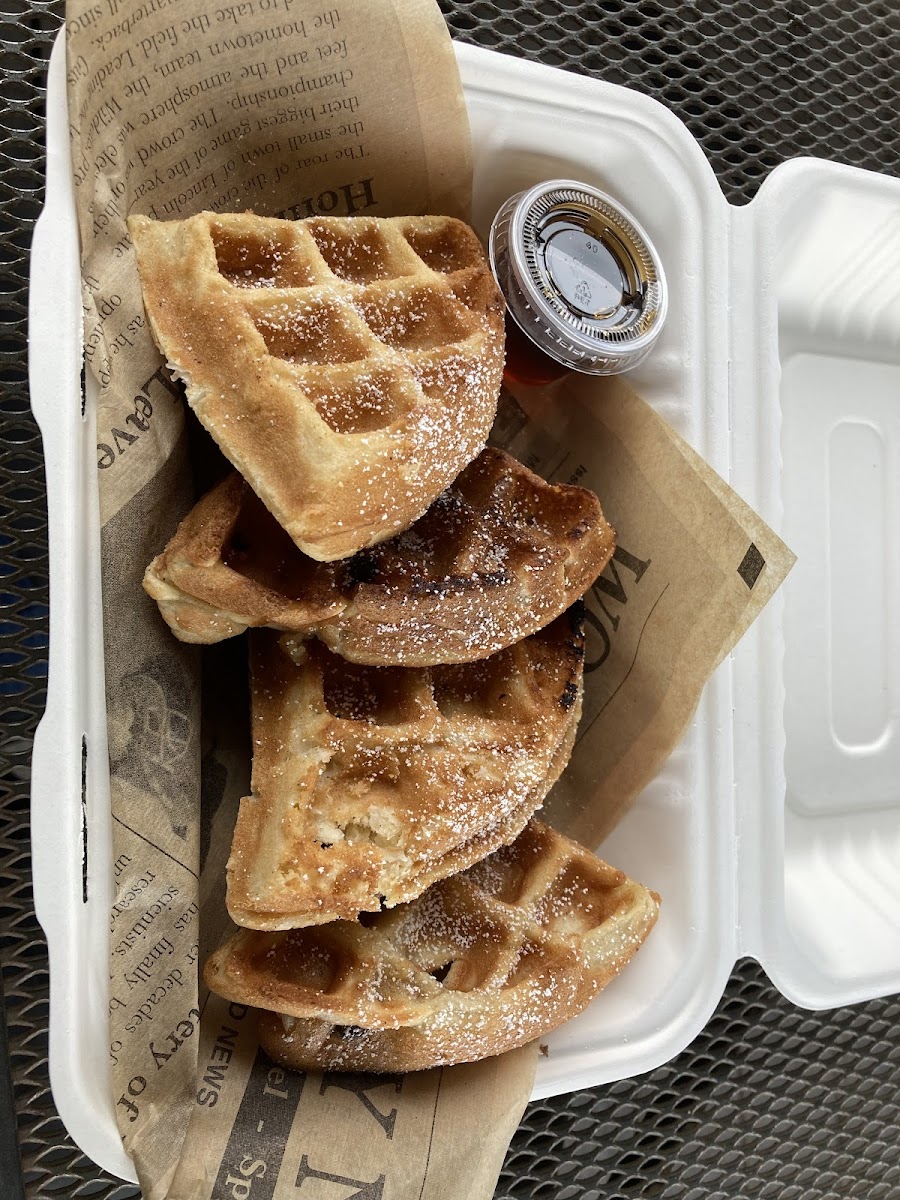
[134,210,505,561]
[232,612,583,928]
[213,819,659,1072]
[156,446,608,668]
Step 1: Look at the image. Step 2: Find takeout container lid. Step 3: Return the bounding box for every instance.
[30,29,900,1184]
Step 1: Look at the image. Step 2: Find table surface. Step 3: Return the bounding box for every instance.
[2,1,900,1197]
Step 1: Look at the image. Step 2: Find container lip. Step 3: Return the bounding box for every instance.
[500,178,668,361]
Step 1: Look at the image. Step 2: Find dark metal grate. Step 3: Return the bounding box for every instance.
[440,0,900,205]
[497,964,900,1199]
[2,1,899,1197]
[1,0,57,1195]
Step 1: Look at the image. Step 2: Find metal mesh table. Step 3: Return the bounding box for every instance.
[2,1,899,1196]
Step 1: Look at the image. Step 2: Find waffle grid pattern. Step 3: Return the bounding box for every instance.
[146,448,612,663]
[217,820,656,1074]
[183,212,490,424]
[2,0,899,1196]
[132,211,503,562]
[227,620,582,928]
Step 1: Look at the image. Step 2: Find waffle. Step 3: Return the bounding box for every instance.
[142,471,345,646]
[205,820,660,1073]
[226,606,585,929]
[143,447,616,664]
[128,211,505,561]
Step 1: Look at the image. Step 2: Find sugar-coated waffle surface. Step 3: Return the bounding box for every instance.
[227,608,586,929]
[129,211,505,561]
[207,819,660,1072]
[143,471,345,645]
[143,447,616,665]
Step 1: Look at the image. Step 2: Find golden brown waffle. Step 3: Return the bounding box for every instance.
[205,820,660,1073]
[129,211,505,561]
[227,607,585,929]
[142,472,345,646]
[143,447,616,664]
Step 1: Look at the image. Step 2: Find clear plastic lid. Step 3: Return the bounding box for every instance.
[489,179,667,375]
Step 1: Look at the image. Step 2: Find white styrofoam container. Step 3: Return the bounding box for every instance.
[29,29,900,1185]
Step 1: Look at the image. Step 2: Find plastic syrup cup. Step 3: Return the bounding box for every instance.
[489,179,668,376]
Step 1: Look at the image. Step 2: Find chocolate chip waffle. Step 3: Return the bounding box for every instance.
[129,211,505,561]
[143,447,616,665]
[227,606,585,929]
[206,819,660,1073]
